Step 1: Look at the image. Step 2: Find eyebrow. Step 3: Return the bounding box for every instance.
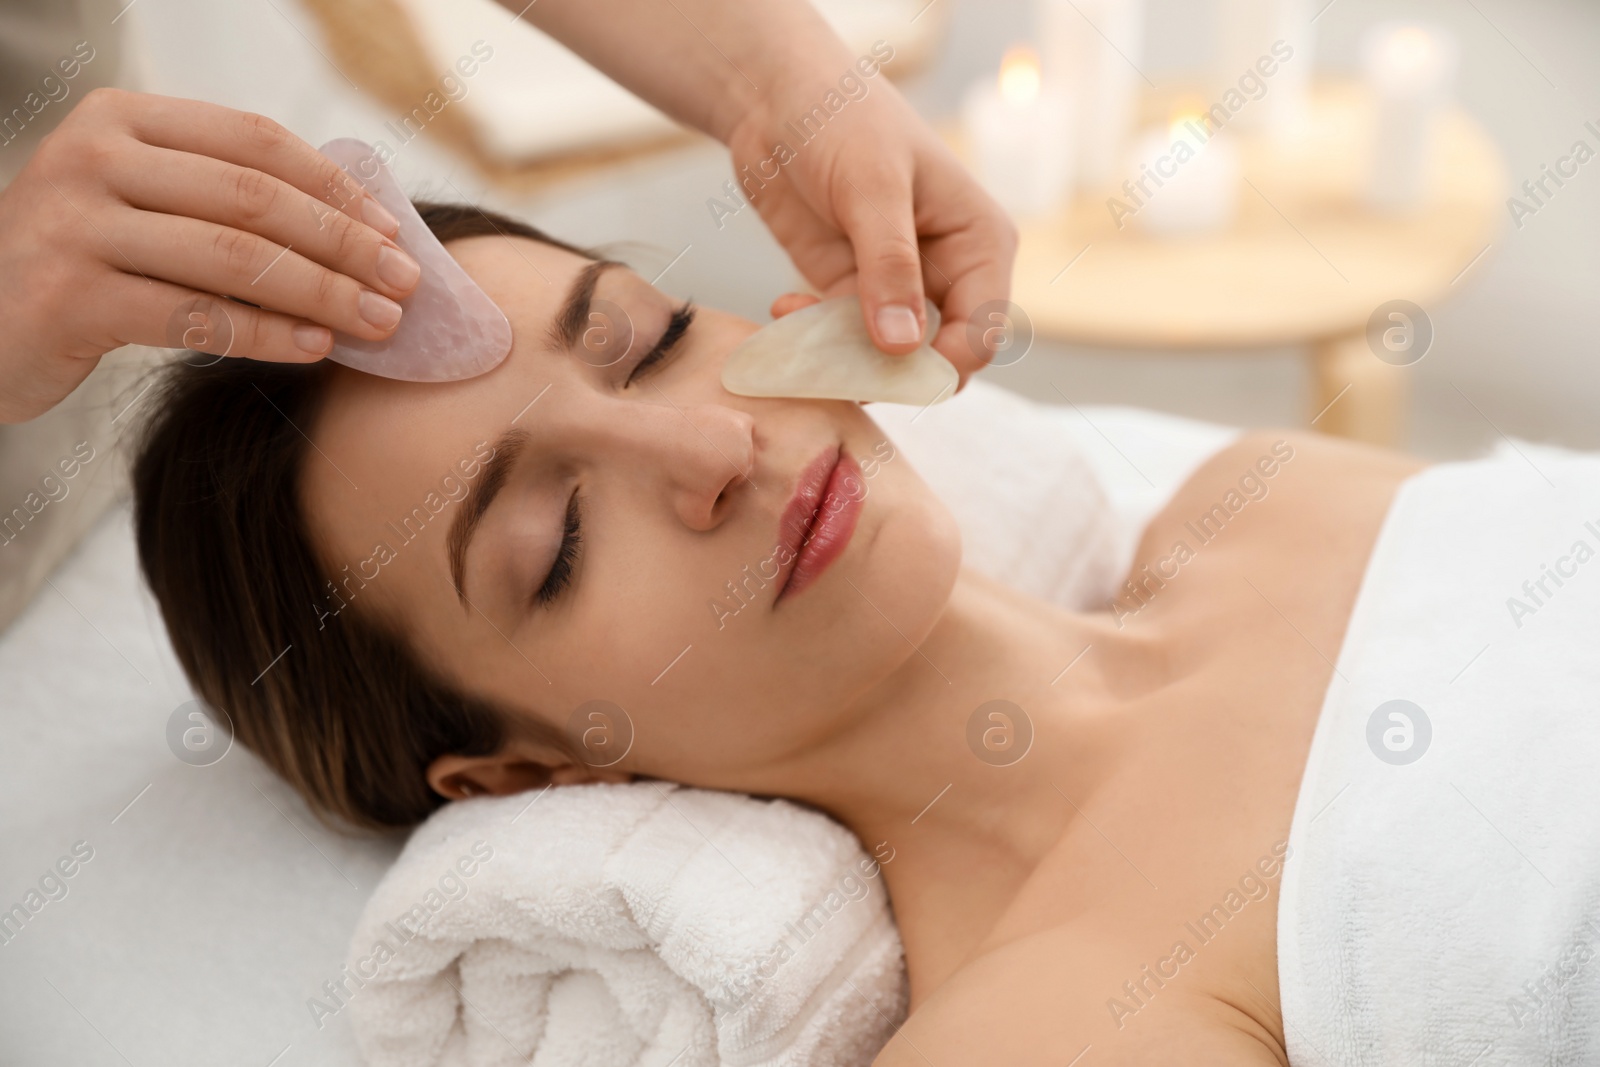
[547,258,623,353]
[448,426,529,606]
[448,259,626,607]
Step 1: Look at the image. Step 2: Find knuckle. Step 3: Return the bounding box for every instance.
[39,90,124,166]
[873,242,921,277]
[326,213,364,263]
[238,110,289,153]
[997,214,1020,251]
[979,202,1020,251]
[212,227,262,277]
[229,167,279,224]
[311,266,342,309]
[76,87,126,121]
[243,309,277,356]
[319,163,364,209]
[32,122,103,181]
[172,294,236,354]
[28,130,71,180]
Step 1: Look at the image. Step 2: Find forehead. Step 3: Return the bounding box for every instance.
[296,234,591,606]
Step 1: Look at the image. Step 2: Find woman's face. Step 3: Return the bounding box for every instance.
[301,233,960,792]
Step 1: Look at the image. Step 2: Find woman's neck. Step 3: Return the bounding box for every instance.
[752,566,1173,989]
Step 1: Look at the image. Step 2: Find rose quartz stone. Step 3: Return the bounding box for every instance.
[318,138,512,382]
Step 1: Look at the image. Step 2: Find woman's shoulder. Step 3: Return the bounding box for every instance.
[1136,427,1427,566]
[869,918,1287,1066]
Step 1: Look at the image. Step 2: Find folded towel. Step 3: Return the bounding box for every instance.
[1279,443,1600,1065]
[346,781,907,1067]
[872,380,1134,611]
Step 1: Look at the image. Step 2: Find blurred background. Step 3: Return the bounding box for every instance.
[5,0,1597,459]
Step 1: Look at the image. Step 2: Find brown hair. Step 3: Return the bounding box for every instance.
[132,201,592,833]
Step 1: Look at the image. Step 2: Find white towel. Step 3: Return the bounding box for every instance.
[1279,443,1600,1065]
[872,380,1152,611]
[345,781,907,1067]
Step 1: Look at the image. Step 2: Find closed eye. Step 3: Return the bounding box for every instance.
[532,489,582,607]
[626,302,695,385]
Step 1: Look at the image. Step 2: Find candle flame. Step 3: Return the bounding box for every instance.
[1381,25,1438,72]
[998,46,1041,106]
[1168,97,1209,143]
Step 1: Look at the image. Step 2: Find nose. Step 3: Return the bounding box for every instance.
[634,401,755,531]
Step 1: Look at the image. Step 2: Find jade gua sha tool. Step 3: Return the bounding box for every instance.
[317,138,512,382]
[720,294,959,406]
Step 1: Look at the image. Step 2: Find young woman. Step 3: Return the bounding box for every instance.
[132,202,1424,1065]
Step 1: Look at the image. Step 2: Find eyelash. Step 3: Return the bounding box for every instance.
[534,303,691,607]
[534,490,582,606]
[626,302,695,385]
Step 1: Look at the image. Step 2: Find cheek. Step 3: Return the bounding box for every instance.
[530,427,962,779]
[846,462,962,644]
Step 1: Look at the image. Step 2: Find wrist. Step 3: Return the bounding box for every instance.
[718,46,912,161]
[707,12,862,144]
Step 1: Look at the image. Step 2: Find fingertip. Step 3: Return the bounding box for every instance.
[769,292,822,319]
[293,323,333,357]
[870,302,922,355]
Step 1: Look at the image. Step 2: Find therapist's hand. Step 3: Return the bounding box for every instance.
[500,0,1015,388]
[0,89,420,423]
[723,65,1016,389]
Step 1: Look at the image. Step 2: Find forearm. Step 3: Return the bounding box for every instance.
[500,0,855,142]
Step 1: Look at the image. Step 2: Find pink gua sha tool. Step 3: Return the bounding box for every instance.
[317,138,512,382]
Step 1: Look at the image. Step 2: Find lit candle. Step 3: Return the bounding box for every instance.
[1363,23,1458,213]
[1128,111,1241,237]
[1035,0,1143,188]
[961,46,1075,219]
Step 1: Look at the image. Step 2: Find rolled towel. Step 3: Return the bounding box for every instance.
[345,781,908,1067]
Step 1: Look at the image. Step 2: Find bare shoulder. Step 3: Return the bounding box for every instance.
[1128,429,1427,571]
[870,923,1286,1067]
[1176,428,1427,504]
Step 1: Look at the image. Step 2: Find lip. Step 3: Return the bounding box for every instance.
[773,445,865,603]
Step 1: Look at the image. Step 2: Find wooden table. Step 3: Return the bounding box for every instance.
[948,80,1507,445]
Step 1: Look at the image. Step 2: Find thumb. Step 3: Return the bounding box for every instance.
[835,175,927,355]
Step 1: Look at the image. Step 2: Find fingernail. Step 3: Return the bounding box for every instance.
[377,245,421,290]
[293,324,332,355]
[875,304,920,346]
[359,290,403,331]
[361,196,399,235]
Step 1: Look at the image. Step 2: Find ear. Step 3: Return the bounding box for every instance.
[426,744,631,801]
[768,292,822,320]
